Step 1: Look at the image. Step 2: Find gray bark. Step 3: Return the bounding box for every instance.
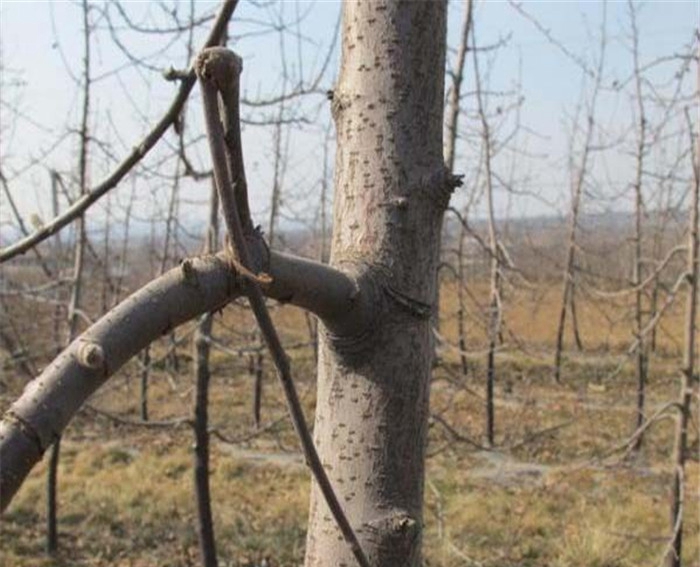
[629,0,648,451]
[665,60,699,567]
[47,0,91,552]
[0,250,356,512]
[304,2,450,565]
[193,181,220,567]
[553,9,607,382]
[472,22,500,447]
[435,0,472,352]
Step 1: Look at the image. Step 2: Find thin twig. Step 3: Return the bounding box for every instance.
[0,0,240,263]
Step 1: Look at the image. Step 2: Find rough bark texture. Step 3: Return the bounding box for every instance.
[304,2,448,566]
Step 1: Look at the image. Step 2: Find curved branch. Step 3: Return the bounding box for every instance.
[0,249,356,512]
[587,245,687,298]
[0,0,240,264]
[0,255,238,510]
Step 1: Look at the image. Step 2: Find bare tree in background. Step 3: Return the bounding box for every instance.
[665,65,699,567]
[472,23,502,447]
[435,0,472,355]
[47,0,91,552]
[627,0,649,451]
[192,180,219,567]
[553,5,608,383]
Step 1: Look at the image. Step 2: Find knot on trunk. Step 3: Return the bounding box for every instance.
[432,166,462,211]
[364,510,421,564]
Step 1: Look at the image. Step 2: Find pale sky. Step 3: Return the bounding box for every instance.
[0,0,698,248]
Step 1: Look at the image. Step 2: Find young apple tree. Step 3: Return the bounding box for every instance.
[0,1,456,565]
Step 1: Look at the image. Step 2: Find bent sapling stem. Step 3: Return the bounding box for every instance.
[196,47,371,567]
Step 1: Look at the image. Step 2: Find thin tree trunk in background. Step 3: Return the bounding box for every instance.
[665,64,699,567]
[444,0,472,175]
[554,264,572,382]
[164,168,182,374]
[140,347,150,421]
[46,174,64,527]
[247,335,264,429]
[267,95,286,251]
[472,22,500,447]
[435,0,472,351]
[252,348,264,427]
[112,182,136,307]
[304,312,318,365]
[101,194,111,313]
[193,180,219,567]
[46,435,61,554]
[554,8,607,382]
[629,0,648,452]
[569,283,584,351]
[457,226,469,376]
[47,0,91,554]
[51,172,64,358]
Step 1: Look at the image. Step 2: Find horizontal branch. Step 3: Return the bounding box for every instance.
[587,245,687,298]
[0,250,357,511]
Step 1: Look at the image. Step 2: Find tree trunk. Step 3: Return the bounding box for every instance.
[569,283,584,352]
[553,23,606,382]
[192,180,220,567]
[138,347,150,421]
[627,0,650,452]
[457,226,469,376]
[435,0,473,349]
[665,61,699,567]
[472,21,500,448]
[47,0,91,552]
[304,2,449,565]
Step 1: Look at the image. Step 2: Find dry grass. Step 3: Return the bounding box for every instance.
[438,279,686,355]
[1,281,698,566]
